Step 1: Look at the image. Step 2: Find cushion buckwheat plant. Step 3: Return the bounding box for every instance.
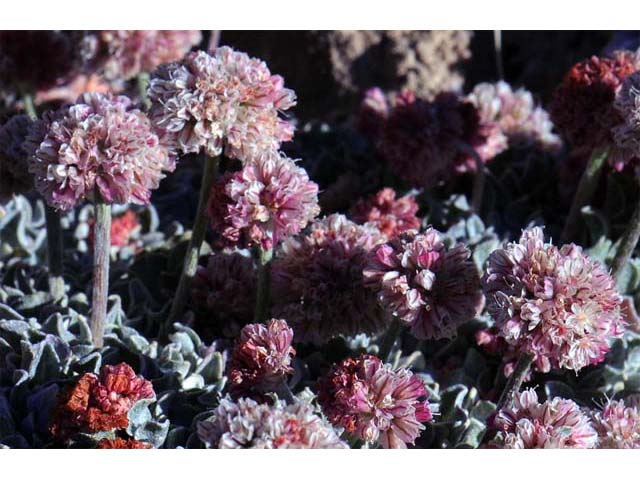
[317,354,432,448]
[482,227,624,373]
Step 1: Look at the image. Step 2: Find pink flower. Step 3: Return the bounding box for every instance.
[148,47,296,161]
[482,227,624,373]
[24,92,175,211]
[350,187,420,240]
[227,319,296,397]
[317,354,432,448]
[197,396,348,449]
[91,363,155,416]
[487,389,597,448]
[364,228,483,340]
[208,151,319,250]
[0,115,32,203]
[271,214,386,345]
[591,398,640,448]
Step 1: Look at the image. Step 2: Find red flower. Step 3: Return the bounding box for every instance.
[97,438,152,449]
[88,210,140,249]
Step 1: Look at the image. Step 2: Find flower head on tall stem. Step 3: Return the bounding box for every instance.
[350,187,420,240]
[590,398,640,448]
[0,114,32,203]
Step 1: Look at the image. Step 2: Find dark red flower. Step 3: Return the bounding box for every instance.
[97,438,152,449]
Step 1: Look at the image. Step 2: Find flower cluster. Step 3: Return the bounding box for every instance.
[227,319,296,397]
[611,71,640,171]
[97,438,152,449]
[0,114,32,203]
[208,151,320,250]
[49,363,155,442]
[487,389,597,448]
[350,187,420,240]
[482,227,624,373]
[591,398,640,448]
[271,214,386,345]
[148,47,296,161]
[24,92,175,211]
[317,354,432,448]
[364,228,483,340]
[197,396,347,448]
[467,81,561,152]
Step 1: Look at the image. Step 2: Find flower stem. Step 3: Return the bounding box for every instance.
[136,72,150,110]
[166,154,219,330]
[378,316,402,362]
[90,199,111,348]
[560,149,608,244]
[44,205,65,300]
[494,353,534,413]
[493,30,504,81]
[611,192,640,279]
[254,241,274,323]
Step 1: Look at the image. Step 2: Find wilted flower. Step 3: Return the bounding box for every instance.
[0,114,32,202]
[227,319,296,397]
[487,389,597,448]
[197,396,347,448]
[364,228,482,340]
[97,438,152,449]
[317,354,432,448]
[87,209,140,249]
[467,81,561,152]
[350,187,420,240]
[25,92,175,211]
[83,30,202,82]
[148,47,296,161]
[482,227,624,373]
[49,363,155,441]
[208,151,319,250]
[591,398,640,449]
[272,214,386,345]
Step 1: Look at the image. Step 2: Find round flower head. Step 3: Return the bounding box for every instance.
[379,91,505,188]
[25,92,175,211]
[227,319,296,397]
[350,187,420,240]
[0,115,32,203]
[197,396,348,449]
[317,354,432,448]
[482,227,624,373]
[591,398,640,448]
[467,81,561,152]
[487,389,597,449]
[611,71,640,171]
[550,52,637,159]
[271,214,386,345]
[83,30,202,82]
[208,151,320,250]
[148,47,296,161]
[364,228,483,340]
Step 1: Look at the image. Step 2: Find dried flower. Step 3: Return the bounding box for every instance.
[487,389,597,448]
[197,396,347,448]
[364,228,483,340]
[208,151,319,250]
[317,354,432,448]
[87,209,140,249]
[49,363,155,441]
[591,399,640,448]
[271,214,386,345]
[97,438,152,449]
[148,47,296,161]
[0,114,32,202]
[227,319,296,397]
[482,227,624,373]
[350,188,420,240]
[25,92,175,211]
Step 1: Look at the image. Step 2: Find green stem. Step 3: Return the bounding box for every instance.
[22,93,37,120]
[560,149,608,244]
[136,72,150,110]
[494,353,534,413]
[254,240,273,323]
[166,155,219,330]
[44,206,65,300]
[90,200,111,348]
[611,192,640,279]
[378,316,402,362]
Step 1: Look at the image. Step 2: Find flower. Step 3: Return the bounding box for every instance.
[25,92,175,211]
[591,398,640,448]
[49,363,155,441]
[271,214,386,345]
[467,81,561,152]
[83,30,202,82]
[378,91,505,188]
[227,319,296,397]
[482,227,624,373]
[356,87,390,139]
[550,52,637,160]
[208,151,319,250]
[364,228,483,340]
[0,114,32,203]
[87,209,140,249]
[350,187,420,240]
[611,71,640,171]
[196,396,347,449]
[148,47,296,161]
[317,354,432,448]
[487,389,597,448]
[97,438,152,449]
